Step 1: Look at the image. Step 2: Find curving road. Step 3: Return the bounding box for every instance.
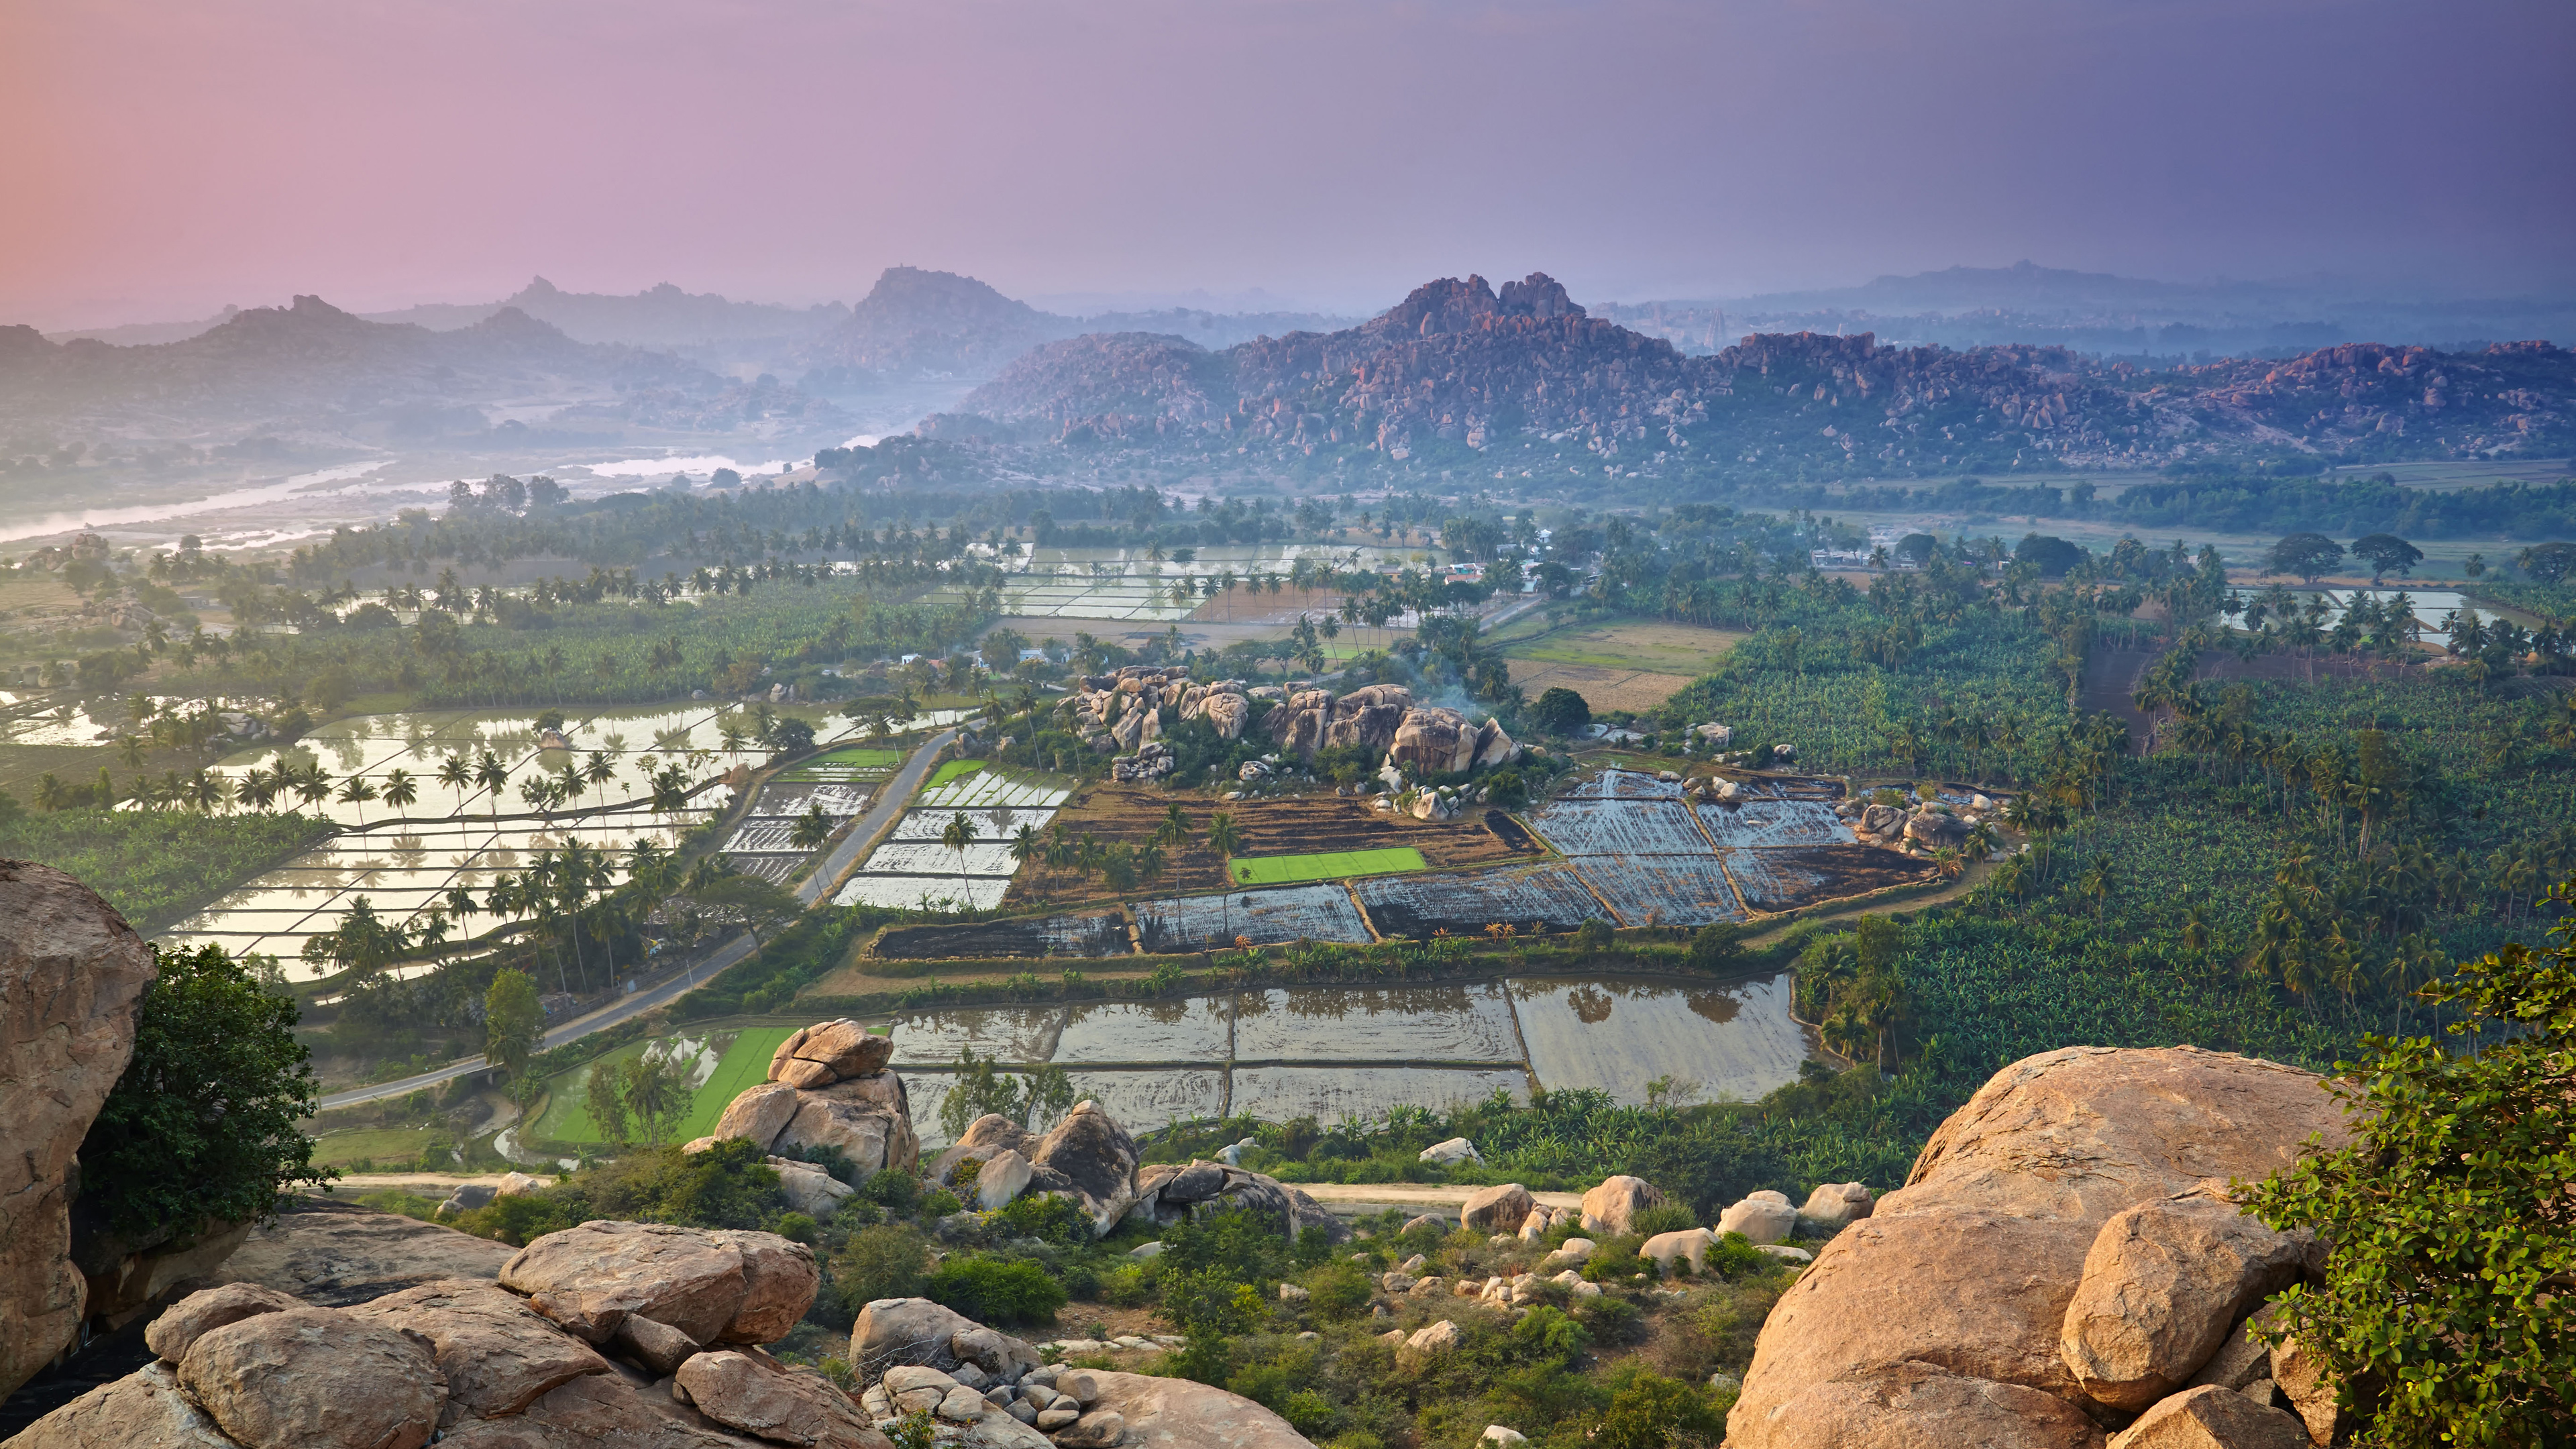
[314,726,961,1112]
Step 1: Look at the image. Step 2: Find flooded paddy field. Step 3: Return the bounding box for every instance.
[1133,882,1373,951]
[832,770,1071,914]
[868,971,1813,1145]
[1568,855,1746,928]
[871,910,1133,960]
[1358,862,1609,937]
[1725,845,1935,912]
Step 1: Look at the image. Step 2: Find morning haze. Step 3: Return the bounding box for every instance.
[0,5,2570,1449]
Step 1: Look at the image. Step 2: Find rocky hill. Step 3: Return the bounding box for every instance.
[367,276,850,349]
[944,271,2576,470]
[0,295,804,438]
[800,268,1085,384]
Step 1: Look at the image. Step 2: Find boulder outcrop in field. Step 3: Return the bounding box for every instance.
[693,1020,918,1178]
[1727,1045,2345,1449]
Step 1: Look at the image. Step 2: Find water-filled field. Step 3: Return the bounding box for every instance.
[868,972,1813,1145]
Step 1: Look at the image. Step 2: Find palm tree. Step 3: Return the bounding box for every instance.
[584,751,616,811]
[941,810,982,911]
[790,802,834,852]
[1153,803,1190,923]
[1205,811,1244,943]
[292,763,334,812]
[381,767,419,818]
[337,775,379,824]
[1008,823,1042,898]
[475,750,511,820]
[437,753,472,814]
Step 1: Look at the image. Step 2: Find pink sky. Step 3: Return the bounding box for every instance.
[5,0,2571,329]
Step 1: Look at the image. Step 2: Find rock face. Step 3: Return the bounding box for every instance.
[699,1020,917,1178]
[1578,1175,1665,1237]
[1069,1371,1316,1449]
[1796,1182,1874,1230]
[1460,1183,1534,1234]
[1728,1046,2349,1449]
[1717,1190,1797,1245]
[212,1195,517,1305]
[2103,1385,2309,1449]
[18,1223,873,1449]
[0,861,158,1399]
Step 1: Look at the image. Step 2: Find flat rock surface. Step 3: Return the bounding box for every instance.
[5,1362,237,1449]
[176,1305,445,1449]
[1074,1371,1318,1448]
[345,1279,611,1421]
[213,1195,516,1306]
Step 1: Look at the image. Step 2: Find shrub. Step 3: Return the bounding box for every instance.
[1630,1203,1699,1238]
[835,1224,930,1310]
[1686,921,1743,970]
[1303,1262,1374,1320]
[997,1191,1093,1246]
[773,1212,818,1244]
[926,1256,1067,1326]
[1576,1295,1644,1344]
[861,1168,920,1214]
[1707,1230,1772,1279]
[918,1188,963,1218]
[1570,918,1614,953]
[1529,686,1591,736]
[1595,1373,1728,1449]
[1100,1264,1154,1307]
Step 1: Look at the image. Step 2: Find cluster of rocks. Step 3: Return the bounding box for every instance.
[1066,667,1250,755]
[1106,741,1174,784]
[17,1220,873,1449]
[1836,792,1992,853]
[435,1170,549,1221]
[851,1297,1311,1448]
[688,1020,920,1187]
[1728,1044,2352,1449]
[922,1104,1144,1236]
[1263,683,1518,775]
[1130,1159,1344,1240]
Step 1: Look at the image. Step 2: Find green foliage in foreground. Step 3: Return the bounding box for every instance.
[2244,873,2576,1449]
[78,945,330,1240]
[0,806,331,928]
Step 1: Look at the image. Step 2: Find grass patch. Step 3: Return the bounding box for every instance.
[1492,614,1749,673]
[309,1126,444,1168]
[1229,846,1428,885]
[529,1026,797,1146]
[926,759,987,788]
[796,746,906,771]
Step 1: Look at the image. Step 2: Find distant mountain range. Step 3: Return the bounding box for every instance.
[935,272,2576,474]
[1599,260,2576,359]
[0,295,831,443]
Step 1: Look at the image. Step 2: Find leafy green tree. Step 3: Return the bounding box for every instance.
[584,1058,631,1144]
[2243,872,2576,1449]
[623,1051,690,1146]
[75,944,331,1240]
[1594,1373,1729,1449]
[1528,686,1593,737]
[2270,533,2347,583]
[484,967,543,1091]
[2349,533,2422,584]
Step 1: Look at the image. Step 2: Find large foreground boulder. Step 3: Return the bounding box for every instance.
[500,1220,818,1350]
[1727,1046,2347,1449]
[211,1194,517,1305]
[0,860,157,1399]
[1078,1368,1318,1448]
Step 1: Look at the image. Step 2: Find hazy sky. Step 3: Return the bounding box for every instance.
[6,0,2571,328]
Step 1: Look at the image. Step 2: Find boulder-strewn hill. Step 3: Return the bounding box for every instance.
[800,266,1083,382]
[948,271,2576,470]
[366,276,850,348]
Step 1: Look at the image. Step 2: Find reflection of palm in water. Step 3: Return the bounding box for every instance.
[1686,989,1743,1026]
[1567,984,1615,1024]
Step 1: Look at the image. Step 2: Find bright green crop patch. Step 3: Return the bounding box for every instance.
[810,747,906,769]
[1230,847,1428,885]
[532,1026,798,1145]
[926,759,987,787]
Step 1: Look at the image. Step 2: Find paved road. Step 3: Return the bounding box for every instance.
[315,728,963,1112]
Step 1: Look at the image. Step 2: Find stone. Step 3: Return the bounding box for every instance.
[1028,1101,1142,1236]
[1579,1176,1666,1236]
[2060,1187,2310,1411]
[2269,1335,2347,1447]
[0,860,156,1399]
[1380,1271,1417,1294]
[1409,1277,1447,1297]
[678,1349,881,1448]
[439,1184,498,1219]
[768,1027,813,1078]
[6,1362,237,1449]
[815,1071,910,1116]
[1389,706,1480,775]
[1326,684,1414,753]
[938,1384,990,1421]
[214,1195,517,1306]
[852,1297,982,1374]
[612,1310,702,1376]
[1473,718,1521,769]
[1460,1183,1534,1234]
[1756,1244,1814,1264]
[1277,1283,1309,1303]
[1035,1405,1081,1430]
[793,1020,895,1078]
[1403,1212,1450,1236]
[1404,1320,1462,1356]
[2184,1309,2279,1393]
[144,1281,304,1362]
[975,1148,1036,1210]
[177,1305,445,1449]
[1483,1426,1529,1446]
[1727,1046,2349,1449]
[2104,1385,2310,1449]
[1797,1182,1873,1230]
[773,1158,859,1218]
[1202,692,1249,740]
[1418,1136,1481,1166]
[951,1324,1041,1382]
[1071,1371,1319,1448]
[1539,1239,1596,1273]
[1642,1228,1717,1277]
[932,1115,1040,1186]
[500,1221,815,1348]
[493,1171,545,1198]
[345,1279,612,1423]
[774,1057,839,1091]
[1717,1190,1797,1245]
[777,1093,916,1178]
[1161,1160,1226,1203]
[712,1082,806,1150]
